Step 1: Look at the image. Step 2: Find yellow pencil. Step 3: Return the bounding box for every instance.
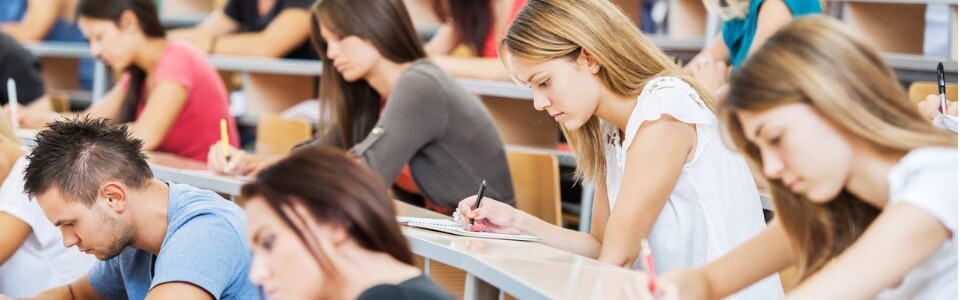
[219,118,230,160]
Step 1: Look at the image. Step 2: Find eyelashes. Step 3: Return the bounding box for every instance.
[261,234,276,250]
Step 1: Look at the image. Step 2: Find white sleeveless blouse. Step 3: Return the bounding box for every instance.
[603,76,783,299]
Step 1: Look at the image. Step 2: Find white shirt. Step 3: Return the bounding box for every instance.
[604,76,782,299]
[876,147,958,299]
[0,156,96,297]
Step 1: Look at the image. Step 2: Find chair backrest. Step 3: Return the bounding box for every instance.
[908,81,958,103]
[255,114,313,155]
[49,91,70,113]
[506,150,562,226]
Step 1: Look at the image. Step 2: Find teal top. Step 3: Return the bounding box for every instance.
[722,0,822,69]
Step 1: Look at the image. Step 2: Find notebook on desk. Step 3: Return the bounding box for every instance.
[397,217,540,242]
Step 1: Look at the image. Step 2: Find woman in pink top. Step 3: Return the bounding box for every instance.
[21,0,238,162]
[425,0,527,81]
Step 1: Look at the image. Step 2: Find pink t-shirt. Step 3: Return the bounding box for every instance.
[122,41,239,162]
[481,0,527,58]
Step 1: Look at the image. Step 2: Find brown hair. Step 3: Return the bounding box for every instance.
[499,0,715,184]
[431,0,494,56]
[309,0,426,148]
[722,16,957,282]
[241,146,414,282]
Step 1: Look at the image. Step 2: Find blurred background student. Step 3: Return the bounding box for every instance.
[208,0,515,214]
[1,0,93,90]
[424,0,526,81]
[0,112,95,298]
[168,0,316,59]
[684,0,821,93]
[243,146,452,300]
[16,0,239,162]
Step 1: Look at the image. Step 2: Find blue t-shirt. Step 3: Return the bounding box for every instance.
[722,0,822,69]
[88,182,258,299]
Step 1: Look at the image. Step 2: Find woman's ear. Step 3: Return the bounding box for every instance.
[118,10,140,33]
[578,48,601,74]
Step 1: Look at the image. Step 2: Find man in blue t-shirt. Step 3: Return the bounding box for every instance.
[3,117,258,300]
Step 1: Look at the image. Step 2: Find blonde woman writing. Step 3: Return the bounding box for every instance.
[659,17,957,299]
[454,0,781,298]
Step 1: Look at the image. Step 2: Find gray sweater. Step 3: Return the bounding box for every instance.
[347,60,515,208]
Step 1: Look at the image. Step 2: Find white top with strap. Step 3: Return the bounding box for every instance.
[603,76,783,299]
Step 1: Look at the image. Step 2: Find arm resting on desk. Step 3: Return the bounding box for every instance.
[167,10,240,40]
[209,10,311,58]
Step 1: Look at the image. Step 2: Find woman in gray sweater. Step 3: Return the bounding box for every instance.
[207,0,514,213]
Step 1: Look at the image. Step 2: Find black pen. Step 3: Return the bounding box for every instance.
[469,180,487,230]
[938,62,947,114]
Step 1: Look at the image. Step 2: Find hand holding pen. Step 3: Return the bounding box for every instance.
[454,183,525,235]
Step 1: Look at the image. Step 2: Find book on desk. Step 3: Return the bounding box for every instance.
[398,216,540,242]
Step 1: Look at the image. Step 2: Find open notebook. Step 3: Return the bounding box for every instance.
[397,217,540,242]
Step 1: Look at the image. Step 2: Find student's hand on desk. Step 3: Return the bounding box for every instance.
[918,94,958,121]
[2,103,59,129]
[455,196,523,235]
[207,141,254,176]
[687,55,729,94]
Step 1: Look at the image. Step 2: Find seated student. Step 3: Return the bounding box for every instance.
[0,113,95,298]
[658,17,958,299]
[168,0,316,59]
[684,0,820,93]
[208,0,515,213]
[243,146,453,300]
[0,0,94,89]
[425,0,526,81]
[4,117,257,299]
[454,1,780,298]
[18,0,239,162]
[0,31,47,110]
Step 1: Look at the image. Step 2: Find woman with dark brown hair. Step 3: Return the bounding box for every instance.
[243,146,452,300]
[208,0,515,214]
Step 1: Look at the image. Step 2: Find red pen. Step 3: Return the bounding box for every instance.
[641,239,658,293]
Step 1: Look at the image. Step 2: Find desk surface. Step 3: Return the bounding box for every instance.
[24,42,91,58]
[208,55,323,76]
[394,201,648,300]
[147,152,247,196]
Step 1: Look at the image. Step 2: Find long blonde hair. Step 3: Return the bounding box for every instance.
[722,16,957,283]
[499,0,715,185]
